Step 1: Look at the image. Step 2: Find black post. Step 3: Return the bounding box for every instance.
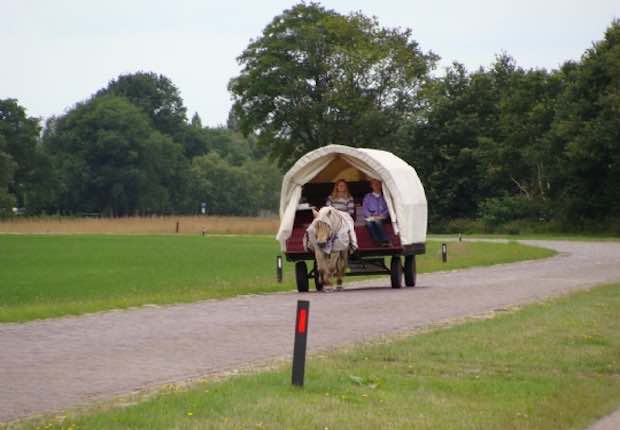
[292,300,310,387]
[176,221,180,234]
[441,243,448,263]
[276,255,283,283]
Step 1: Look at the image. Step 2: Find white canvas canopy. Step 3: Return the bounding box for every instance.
[277,145,427,250]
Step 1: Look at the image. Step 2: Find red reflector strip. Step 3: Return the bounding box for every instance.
[297,309,307,334]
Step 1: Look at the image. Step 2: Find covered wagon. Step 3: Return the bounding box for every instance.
[277,145,427,292]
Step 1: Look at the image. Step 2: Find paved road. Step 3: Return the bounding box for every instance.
[587,407,620,430]
[1,240,619,423]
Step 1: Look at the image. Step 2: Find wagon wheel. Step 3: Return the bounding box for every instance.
[313,260,324,291]
[404,255,416,287]
[390,256,402,288]
[295,261,309,293]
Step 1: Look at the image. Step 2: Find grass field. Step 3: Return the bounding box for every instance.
[0,235,555,323]
[14,283,620,430]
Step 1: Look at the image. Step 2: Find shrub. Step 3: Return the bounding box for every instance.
[428,218,484,235]
[479,195,552,232]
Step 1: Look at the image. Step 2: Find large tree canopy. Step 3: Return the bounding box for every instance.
[229,2,438,167]
[550,20,620,221]
[96,72,188,138]
[43,95,186,216]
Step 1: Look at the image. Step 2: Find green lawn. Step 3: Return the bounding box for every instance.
[15,283,620,430]
[0,235,555,322]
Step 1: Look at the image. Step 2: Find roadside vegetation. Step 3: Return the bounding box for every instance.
[0,215,279,235]
[430,218,620,238]
[14,283,620,430]
[0,235,554,323]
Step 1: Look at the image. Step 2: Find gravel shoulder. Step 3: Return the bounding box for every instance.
[1,240,619,423]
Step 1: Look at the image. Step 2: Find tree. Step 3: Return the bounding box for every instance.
[203,127,254,165]
[229,2,437,167]
[403,62,501,221]
[190,152,282,216]
[476,60,562,206]
[248,157,283,214]
[0,134,16,215]
[96,72,187,138]
[226,107,240,131]
[403,54,564,225]
[190,112,203,129]
[0,99,42,210]
[549,20,620,223]
[43,95,186,215]
[190,152,258,215]
[177,119,210,159]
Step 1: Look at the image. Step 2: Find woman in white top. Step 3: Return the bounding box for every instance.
[325,179,355,216]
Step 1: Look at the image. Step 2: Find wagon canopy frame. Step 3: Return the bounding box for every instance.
[277,145,428,251]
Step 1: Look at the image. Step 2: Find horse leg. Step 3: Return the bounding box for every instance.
[322,271,331,286]
[335,251,347,290]
[324,254,341,288]
[315,252,329,287]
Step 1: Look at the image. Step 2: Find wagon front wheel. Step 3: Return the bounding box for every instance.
[295,261,309,293]
[390,256,402,288]
[404,255,416,287]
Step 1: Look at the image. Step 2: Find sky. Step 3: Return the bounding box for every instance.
[1,0,618,127]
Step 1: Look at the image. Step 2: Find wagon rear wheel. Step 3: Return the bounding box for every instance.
[295,261,309,293]
[404,255,416,287]
[390,256,402,288]
[313,260,324,291]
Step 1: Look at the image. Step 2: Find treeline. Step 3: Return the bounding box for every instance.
[1,5,619,234]
[402,23,619,233]
[0,73,282,217]
[229,3,619,234]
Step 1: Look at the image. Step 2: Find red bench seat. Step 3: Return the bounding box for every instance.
[285,222,402,257]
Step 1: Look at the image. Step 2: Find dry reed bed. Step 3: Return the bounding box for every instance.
[0,216,279,235]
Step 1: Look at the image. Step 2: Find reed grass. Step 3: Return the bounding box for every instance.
[0,215,279,235]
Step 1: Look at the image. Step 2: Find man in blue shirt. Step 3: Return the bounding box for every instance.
[362,179,390,246]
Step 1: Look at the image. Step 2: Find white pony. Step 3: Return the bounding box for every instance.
[304,206,358,288]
